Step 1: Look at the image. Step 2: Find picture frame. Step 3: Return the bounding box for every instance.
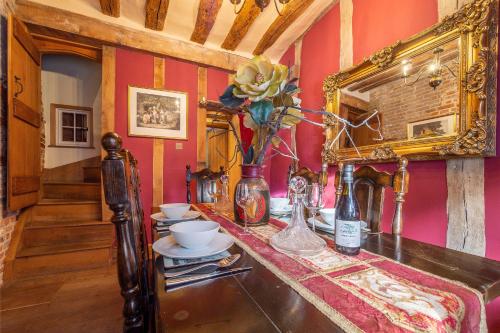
[407,114,458,140]
[128,86,188,140]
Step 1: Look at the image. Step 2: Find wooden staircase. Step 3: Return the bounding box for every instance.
[5,168,115,280]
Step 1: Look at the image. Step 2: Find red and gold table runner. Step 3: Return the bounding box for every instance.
[194,204,486,333]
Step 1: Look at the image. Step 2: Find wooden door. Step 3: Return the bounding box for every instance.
[7,16,42,211]
[206,127,228,172]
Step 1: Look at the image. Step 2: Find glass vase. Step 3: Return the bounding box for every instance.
[233,164,270,226]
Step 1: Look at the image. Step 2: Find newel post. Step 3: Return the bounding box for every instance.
[101,132,143,332]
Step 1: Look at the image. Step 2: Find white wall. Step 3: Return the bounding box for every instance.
[42,54,102,169]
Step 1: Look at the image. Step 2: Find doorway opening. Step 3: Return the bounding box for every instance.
[41,54,102,186]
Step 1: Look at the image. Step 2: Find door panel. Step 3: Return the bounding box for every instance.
[206,127,228,172]
[7,16,42,211]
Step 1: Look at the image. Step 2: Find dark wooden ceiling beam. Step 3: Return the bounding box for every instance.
[221,1,260,51]
[16,0,248,71]
[145,0,170,31]
[191,0,223,44]
[253,0,314,55]
[99,0,120,17]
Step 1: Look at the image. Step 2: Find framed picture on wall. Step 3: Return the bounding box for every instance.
[407,114,458,140]
[128,86,188,140]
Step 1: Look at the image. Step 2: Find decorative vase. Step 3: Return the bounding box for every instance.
[233,164,270,226]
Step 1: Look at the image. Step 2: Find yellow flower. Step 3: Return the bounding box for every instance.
[233,56,288,102]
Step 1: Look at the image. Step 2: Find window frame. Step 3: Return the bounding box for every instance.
[50,103,94,149]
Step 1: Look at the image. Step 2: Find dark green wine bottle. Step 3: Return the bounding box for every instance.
[335,164,361,256]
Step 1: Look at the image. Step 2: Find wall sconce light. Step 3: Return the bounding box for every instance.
[401,47,456,90]
[230,0,290,15]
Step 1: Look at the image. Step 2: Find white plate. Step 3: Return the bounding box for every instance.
[307,217,335,233]
[151,210,201,224]
[307,218,369,234]
[152,233,234,259]
[270,208,292,216]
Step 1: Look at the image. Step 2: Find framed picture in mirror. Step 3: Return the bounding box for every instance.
[407,115,458,140]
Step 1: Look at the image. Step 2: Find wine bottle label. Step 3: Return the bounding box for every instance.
[335,220,360,247]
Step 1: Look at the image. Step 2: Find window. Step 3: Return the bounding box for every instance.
[50,104,93,148]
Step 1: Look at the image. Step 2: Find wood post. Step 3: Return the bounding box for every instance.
[339,0,353,70]
[152,57,165,208]
[438,0,486,256]
[446,158,486,256]
[100,45,116,222]
[197,67,208,170]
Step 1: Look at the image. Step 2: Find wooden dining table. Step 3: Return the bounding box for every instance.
[152,207,500,333]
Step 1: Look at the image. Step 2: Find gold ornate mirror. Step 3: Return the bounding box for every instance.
[322,0,497,164]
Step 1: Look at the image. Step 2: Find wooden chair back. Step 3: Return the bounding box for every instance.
[289,163,329,187]
[186,165,225,203]
[334,158,409,235]
[101,132,153,333]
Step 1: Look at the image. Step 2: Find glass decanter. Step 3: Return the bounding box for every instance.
[270,176,326,256]
[215,174,232,214]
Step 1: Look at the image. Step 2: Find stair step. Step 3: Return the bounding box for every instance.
[32,200,101,222]
[83,166,101,183]
[43,182,101,200]
[26,219,109,228]
[23,221,114,247]
[17,239,113,258]
[13,242,112,278]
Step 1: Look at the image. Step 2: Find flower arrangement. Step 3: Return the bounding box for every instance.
[219,55,304,166]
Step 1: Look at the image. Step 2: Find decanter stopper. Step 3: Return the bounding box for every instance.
[289,176,307,195]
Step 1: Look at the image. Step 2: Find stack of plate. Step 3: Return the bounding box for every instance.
[307,216,335,234]
[151,211,202,231]
[153,233,234,259]
[270,206,293,216]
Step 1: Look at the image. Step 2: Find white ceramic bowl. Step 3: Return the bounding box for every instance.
[160,203,190,219]
[169,220,220,249]
[270,197,291,211]
[319,208,336,226]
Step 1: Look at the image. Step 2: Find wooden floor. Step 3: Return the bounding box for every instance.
[0,265,122,333]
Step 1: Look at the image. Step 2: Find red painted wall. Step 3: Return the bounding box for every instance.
[352,0,438,65]
[115,48,155,242]
[297,4,341,175]
[162,58,198,206]
[291,0,500,327]
[207,67,229,100]
[114,49,230,243]
[270,45,295,197]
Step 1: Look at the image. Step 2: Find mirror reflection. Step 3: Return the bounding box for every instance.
[339,38,460,149]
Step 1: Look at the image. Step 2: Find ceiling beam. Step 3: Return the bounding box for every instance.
[221,1,260,51]
[254,0,314,55]
[99,0,120,17]
[191,0,223,44]
[145,0,169,31]
[15,0,248,71]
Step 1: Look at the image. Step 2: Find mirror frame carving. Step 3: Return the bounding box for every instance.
[322,0,498,164]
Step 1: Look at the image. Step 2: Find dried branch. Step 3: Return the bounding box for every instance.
[227,117,246,157]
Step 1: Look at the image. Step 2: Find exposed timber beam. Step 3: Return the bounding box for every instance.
[99,0,120,17]
[145,0,169,31]
[254,0,314,55]
[191,0,223,44]
[221,0,260,51]
[15,0,247,71]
